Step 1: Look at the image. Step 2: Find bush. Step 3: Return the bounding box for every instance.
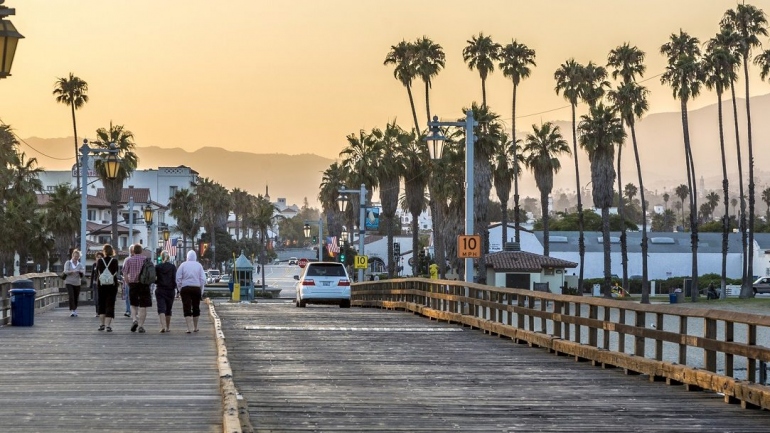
[582,273,741,295]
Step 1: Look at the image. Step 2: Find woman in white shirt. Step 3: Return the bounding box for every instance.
[63,249,85,317]
[175,250,207,333]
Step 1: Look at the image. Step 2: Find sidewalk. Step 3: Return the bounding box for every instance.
[0,304,222,432]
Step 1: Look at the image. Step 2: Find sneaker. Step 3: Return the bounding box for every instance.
[70,312,76,317]
[131,321,138,332]
[159,329,165,333]
[73,311,78,317]
[98,325,105,331]
[106,327,112,332]
[138,327,145,333]
[124,312,131,317]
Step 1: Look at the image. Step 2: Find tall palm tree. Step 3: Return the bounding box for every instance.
[414,36,445,123]
[44,183,81,267]
[168,188,201,260]
[396,130,429,277]
[230,188,250,241]
[384,41,420,133]
[608,80,650,302]
[499,40,536,244]
[462,33,502,107]
[53,73,89,192]
[492,133,514,246]
[762,188,770,221]
[93,122,138,248]
[319,162,346,250]
[663,192,670,210]
[579,104,625,298]
[661,30,703,301]
[607,44,646,293]
[371,122,406,278]
[675,184,690,228]
[252,194,279,290]
[340,129,381,204]
[723,4,767,299]
[554,59,587,292]
[197,178,231,267]
[431,128,466,278]
[523,122,570,257]
[703,36,737,296]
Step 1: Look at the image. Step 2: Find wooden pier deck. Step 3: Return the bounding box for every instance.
[0,304,222,433]
[216,300,770,432]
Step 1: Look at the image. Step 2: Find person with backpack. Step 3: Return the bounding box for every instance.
[90,251,104,317]
[63,249,86,317]
[95,244,119,332]
[175,249,207,333]
[122,244,153,334]
[155,250,177,333]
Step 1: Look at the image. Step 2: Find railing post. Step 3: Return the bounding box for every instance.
[725,321,734,377]
[748,324,757,382]
[588,305,598,347]
[634,310,645,357]
[618,308,626,354]
[678,315,688,365]
[704,317,717,372]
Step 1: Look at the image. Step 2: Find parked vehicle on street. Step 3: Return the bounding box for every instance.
[220,274,231,284]
[752,277,770,295]
[288,257,298,266]
[293,261,351,308]
[208,269,221,282]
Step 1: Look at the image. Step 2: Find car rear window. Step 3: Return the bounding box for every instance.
[306,263,346,277]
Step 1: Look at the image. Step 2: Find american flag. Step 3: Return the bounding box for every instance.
[326,236,339,257]
[164,238,178,258]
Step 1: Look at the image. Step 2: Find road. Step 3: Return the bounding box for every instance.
[257,263,302,299]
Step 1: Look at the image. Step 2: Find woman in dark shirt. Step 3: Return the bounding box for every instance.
[95,244,120,332]
[154,250,177,333]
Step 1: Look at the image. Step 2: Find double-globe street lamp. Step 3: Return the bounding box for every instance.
[426,110,477,283]
[337,184,367,283]
[0,1,24,79]
[79,139,120,257]
[303,219,323,261]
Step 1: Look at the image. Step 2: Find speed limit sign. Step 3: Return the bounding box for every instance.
[354,255,368,269]
[457,235,481,258]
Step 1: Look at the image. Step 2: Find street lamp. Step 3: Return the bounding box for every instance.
[426,110,477,283]
[162,228,170,242]
[79,139,120,256]
[338,184,368,282]
[0,1,24,79]
[341,227,348,243]
[303,219,323,261]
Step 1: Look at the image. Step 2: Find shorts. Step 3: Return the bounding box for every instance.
[128,283,152,308]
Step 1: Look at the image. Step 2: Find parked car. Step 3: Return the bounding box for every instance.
[752,277,770,295]
[220,274,231,284]
[293,261,351,308]
[205,271,213,285]
[288,257,298,266]
[208,269,221,282]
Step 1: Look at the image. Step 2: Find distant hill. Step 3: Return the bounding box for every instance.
[21,138,335,209]
[19,92,770,209]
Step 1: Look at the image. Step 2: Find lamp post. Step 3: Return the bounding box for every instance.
[338,184,368,283]
[143,201,154,262]
[303,219,323,261]
[426,110,477,283]
[0,1,24,79]
[79,139,120,257]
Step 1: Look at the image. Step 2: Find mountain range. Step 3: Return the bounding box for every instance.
[18,92,770,209]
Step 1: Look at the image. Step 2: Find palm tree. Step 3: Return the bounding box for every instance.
[608,80,650,302]
[462,32,502,107]
[384,41,420,133]
[44,183,81,267]
[499,40,536,244]
[661,30,703,302]
[371,122,406,278]
[705,191,720,219]
[396,130,429,277]
[168,188,201,260]
[607,43,646,295]
[675,184,690,229]
[704,32,739,298]
[762,188,770,222]
[579,104,625,298]
[663,192,670,210]
[93,122,138,248]
[319,163,346,250]
[413,36,445,123]
[340,129,381,204]
[230,188,250,241]
[53,73,89,192]
[757,48,770,79]
[197,178,231,267]
[492,133,514,246]
[523,122,570,257]
[723,4,767,298]
[252,194,279,290]
[731,197,738,216]
[624,183,638,202]
[554,59,587,292]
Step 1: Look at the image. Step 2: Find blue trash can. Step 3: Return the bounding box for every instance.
[669,293,678,304]
[10,279,36,326]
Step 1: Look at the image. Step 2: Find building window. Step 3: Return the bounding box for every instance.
[87,210,96,221]
[169,185,178,197]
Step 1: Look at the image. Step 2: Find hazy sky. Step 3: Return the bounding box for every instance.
[2,0,770,164]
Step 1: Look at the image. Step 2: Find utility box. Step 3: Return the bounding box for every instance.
[233,252,254,302]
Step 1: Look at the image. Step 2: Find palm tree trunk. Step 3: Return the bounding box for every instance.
[742,58,755,299]
[601,206,612,298]
[425,81,431,125]
[681,98,699,302]
[412,218,419,277]
[630,122,649,304]
[386,215,395,278]
[481,78,487,108]
[512,83,521,244]
[617,131,628,291]
[71,104,80,192]
[541,189,550,256]
[406,85,420,134]
[716,91,729,300]
[571,103,585,295]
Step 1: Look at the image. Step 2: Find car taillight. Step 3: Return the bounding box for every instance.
[338,280,350,286]
[302,279,315,286]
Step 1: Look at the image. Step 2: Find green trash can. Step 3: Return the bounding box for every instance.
[10,279,36,326]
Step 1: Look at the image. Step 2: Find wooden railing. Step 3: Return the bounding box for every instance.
[0,273,67,326]
[352,278,770,410]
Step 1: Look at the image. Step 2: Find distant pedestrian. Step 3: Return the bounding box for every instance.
[122,244,152,334]
[122,245,134,317]
[95,244,119,332]
[155,250,177,333]
[90,251,104,317]
[64,249,85,317]
[176,250,207,334]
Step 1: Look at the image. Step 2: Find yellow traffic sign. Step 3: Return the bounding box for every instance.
[457,235,481,258]
[354,255,368,269]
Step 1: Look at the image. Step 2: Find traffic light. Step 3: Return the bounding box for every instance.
[312,235,317,244]
[340,252,346,263]
[393,242,400,256]
[156,248,162,264]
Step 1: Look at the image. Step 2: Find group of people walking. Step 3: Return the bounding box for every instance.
[65,245,208,334]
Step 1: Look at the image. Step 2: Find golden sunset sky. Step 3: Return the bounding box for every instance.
[2,0,770,162]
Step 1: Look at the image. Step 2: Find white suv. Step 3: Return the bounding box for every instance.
[288,257,298,265]
[294,262,351,308]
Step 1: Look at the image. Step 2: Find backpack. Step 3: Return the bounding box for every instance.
[139,257,157,285]
[99,258,115,285]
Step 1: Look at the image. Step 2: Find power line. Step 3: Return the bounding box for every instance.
[0,118,74,161]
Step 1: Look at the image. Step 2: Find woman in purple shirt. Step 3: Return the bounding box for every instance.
[175,250,207,333]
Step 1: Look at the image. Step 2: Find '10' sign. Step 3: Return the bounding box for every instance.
[457,235,481,258]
